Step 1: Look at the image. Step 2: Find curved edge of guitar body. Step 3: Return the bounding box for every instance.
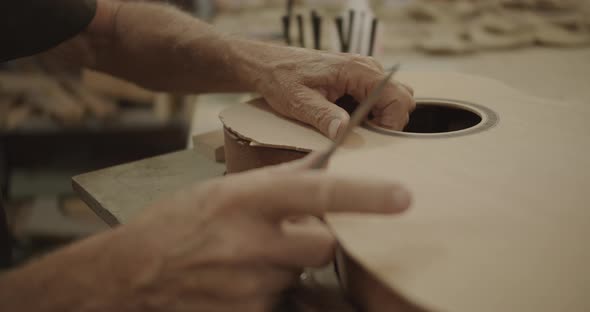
[219,71,590,312]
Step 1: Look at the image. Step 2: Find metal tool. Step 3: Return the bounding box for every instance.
[296,14,305,48]
[347,10,355,53]
[368,18,378,56]
[311,10,321,50]
[309,64,400,169]
[335,16,347,52]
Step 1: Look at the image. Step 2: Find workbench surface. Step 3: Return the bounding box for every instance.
[73,149,225,225]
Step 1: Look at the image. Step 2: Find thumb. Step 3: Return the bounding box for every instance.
[289,89,350,140]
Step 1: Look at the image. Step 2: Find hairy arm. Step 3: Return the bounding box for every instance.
[0,155,411,312]
[50,0,415,139]
[0,227,152,311]
[56,0,264,93]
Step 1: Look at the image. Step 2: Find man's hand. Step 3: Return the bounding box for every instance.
[0,155,411,312]
[119,155,411,311]
[51,0,415,140]
[250,48,416,139]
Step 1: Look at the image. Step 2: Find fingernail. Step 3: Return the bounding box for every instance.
[328,119,342,140]
[392,188,411,211]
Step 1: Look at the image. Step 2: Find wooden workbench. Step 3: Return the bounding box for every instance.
[73,148,225,225]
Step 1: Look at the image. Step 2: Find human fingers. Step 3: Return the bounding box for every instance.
[282,87,350,140]
[263,216,336,267]
[179,296,281,312]
[370,82,415,130]
[399,81,414,96]
[177,265,299,300]
[334,58,416,130]
[268,152,326,172]
[221,171,411,220]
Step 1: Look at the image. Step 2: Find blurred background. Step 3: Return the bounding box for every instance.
[1,0,589,265]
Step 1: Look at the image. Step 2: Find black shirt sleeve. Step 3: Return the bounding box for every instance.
[0,0,97,62]
[0,196,10,268]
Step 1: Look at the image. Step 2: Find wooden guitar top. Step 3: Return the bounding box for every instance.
[219,71,590,311]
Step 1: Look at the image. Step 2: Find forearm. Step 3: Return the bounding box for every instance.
[0,227,153,312]
[45,0,415,135]
[83,0,277,94]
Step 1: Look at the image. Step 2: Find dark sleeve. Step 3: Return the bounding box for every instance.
[0,196,10,268]
[0,0,97,62]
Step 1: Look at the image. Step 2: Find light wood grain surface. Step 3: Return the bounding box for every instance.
[73,149,225,225]
[385,47,590,107]
[219,70,590,311]
[69,4,590,309]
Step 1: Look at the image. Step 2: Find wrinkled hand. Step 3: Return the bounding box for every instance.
[116,155,411,312]
[255,48,416,139]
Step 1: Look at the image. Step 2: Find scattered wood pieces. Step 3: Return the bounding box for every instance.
[418,25,475,55]
[82,70,156,104]
[72,83,117,120]
[524,13,590,46]
[0,70,174,131]
[30,82,85,124]
[469,13,536,50]
[5,106,33,130]
[404,0,590,55]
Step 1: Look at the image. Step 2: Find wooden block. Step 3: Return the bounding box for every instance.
[192,129,226,162]
[73,149,226,225]
[61,196,106,225]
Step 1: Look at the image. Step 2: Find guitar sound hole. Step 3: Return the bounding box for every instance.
[364,98,497,138]
[403,103,482,133]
